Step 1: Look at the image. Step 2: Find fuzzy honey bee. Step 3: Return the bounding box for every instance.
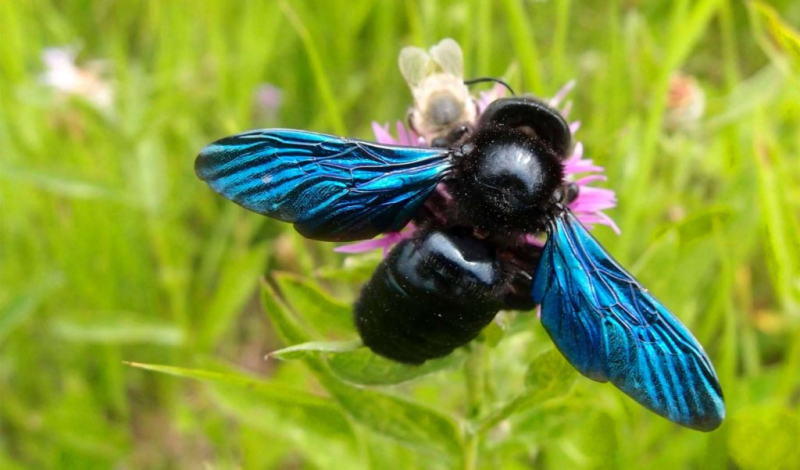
[398,38,478,147]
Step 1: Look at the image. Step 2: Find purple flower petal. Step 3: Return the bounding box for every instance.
[477,83,508,114]
[574,175,606,186]
[335,224,417,256]
[524,234,546,247]
[396,121,411,145]
[372,122,396,145]
[561,101,573,118]
[549,80,576,108]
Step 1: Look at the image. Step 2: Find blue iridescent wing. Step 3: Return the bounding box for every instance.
[532,210,725,431]
[195,129,452,241]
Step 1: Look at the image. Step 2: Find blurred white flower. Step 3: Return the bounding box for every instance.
[664,72,705,132]
[40,47,113,110]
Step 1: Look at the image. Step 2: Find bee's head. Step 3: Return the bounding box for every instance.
[452,125,565,233]
[477,97,572,157]
[409,74,477,144]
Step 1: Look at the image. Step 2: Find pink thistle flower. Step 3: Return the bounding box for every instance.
[562,139,620,235]
[337,80,619,254]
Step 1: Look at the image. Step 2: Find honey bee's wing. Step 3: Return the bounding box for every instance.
[532,210,725,431]
[195,129,452,241]
[429,38,464,78]
[399,46,433,88]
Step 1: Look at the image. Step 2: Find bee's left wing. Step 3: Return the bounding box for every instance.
[532,210,725,431]
[196,129,452,241]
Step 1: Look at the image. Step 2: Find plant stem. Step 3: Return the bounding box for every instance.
[464,432,479,470]
[465,343,487,419]
[463,343,487,469]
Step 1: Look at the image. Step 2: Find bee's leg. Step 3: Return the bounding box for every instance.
[447,122,473,145]
[497,245,541,311]
[563,182,579,205]
[431,123,473,148]
[551,182,579,206]
[416,184,456,228]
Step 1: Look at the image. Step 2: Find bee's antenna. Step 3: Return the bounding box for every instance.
[464,77,516,96]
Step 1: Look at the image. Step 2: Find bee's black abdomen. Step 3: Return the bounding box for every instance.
[354,228,505,364]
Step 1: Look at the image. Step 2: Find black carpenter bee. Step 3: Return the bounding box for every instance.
[353,97,573,363]
[196,95,725,431]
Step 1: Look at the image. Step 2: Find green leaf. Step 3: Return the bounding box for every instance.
[327,347,466,386]
[127,363,364,469]
[259,283,462,457]
[279,0,345,135]
[0,272,62,343]
[750,1,800,62]
[269,339,465,385]
[198,243,271,349]
[316,369,463,460]
[524,347,579,397]
[209,384,363,469]
[50,319,183,346]
[477,347,577,434]
[0,165,132,204]
[260,278,312,345]
[269,340,362,360]
[273,271,354,337]
[316,252,382,283]
[480,320,506,347]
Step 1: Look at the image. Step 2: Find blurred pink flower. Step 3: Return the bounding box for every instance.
[664,72,705,132]
[253,83,283,124]
[336,80,619,254]
[40,47,113,110]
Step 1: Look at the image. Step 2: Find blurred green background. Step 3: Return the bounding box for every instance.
[2,1,799,469]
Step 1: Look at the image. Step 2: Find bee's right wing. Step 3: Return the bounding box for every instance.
[195,129,453,242]
[429,38,464,78]
[533,210,725,431]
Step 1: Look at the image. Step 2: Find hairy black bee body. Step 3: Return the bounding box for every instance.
[449,125,564,234]
[354,228,507,364]
[356,97,576,363]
